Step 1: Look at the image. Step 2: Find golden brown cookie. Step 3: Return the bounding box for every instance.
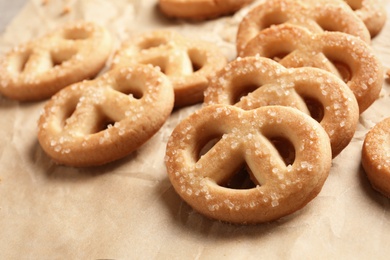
[352,0,387,37]
[305,0,387,37]
[240,24,383,113]
[165,105,332,224]
[236,0,371,54]
[111,30,227,107]
[0,21,112,101]
[204,56,359,157]
[38,65,174,167]
[159,0,255,20]
[362,117,390,197]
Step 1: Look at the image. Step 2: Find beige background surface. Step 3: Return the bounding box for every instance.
[0,0,390,259]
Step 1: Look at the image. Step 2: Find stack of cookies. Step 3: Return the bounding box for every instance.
[0,0,387,224]
[165,0,387,224]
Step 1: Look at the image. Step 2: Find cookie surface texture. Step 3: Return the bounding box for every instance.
[204,56,359,157]
[112,30,227,107]
[0,21,112,101]
[350,0,387,37]
[38,65,174,167]
[240,24,383,113]
[306,0,387,37]
[362,117,390,198]
[236,0,370,54]
[165,105,332,224]
[159,0,255,20]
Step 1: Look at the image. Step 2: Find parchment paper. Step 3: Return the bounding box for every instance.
[1,0,390,259]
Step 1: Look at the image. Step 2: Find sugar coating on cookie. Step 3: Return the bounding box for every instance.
[311,0,387,37]
[240,24,383,113]
[159,0,255,20]
[38,64,175,167]
[112,30,227,107]
[236,0,370,53]
[165,105,332,224]
[204,56,359,157]
[362,117,390,197]
[0,21,112,101]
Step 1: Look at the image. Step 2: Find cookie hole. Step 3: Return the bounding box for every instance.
[195,133,258,190]
[304,97,324,122]
[315,18,341,32]
[123,89,144,99]
[232,84,260,104]
[262,41,294,62]
[52,57,65,67]
[139,37,168,50]
[270,137,296,166]
[51,49,77,68]
[12,48,32,73]
[271,51,290,62]
[322,47,353,83]
[221,164,257,189]
[198,137,221,160]
[62,27,91,40]
[115,78,145,99]
[332,61,352,83]
[191,59,202,73]
[93,115,116,134]
[188,48,206,73]
[344,0,362,10]
[260,11,289,30]
[60,98,79,128]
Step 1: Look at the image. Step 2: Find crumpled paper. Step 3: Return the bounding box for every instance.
[1,0,390,258]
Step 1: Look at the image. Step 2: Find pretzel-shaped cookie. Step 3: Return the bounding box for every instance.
[351,0,387,37]
[111,30,227,107]
[240,24,383,113]
[204,56,359,157]
[158,0,255,20]
[0,21,112,101]
[305,0,387,38]
[165,105,332,224]
[362,117,390,198]
[38,65,174,167]
[236,0,371,54]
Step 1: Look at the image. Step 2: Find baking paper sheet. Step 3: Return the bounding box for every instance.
[1,0,390,258]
